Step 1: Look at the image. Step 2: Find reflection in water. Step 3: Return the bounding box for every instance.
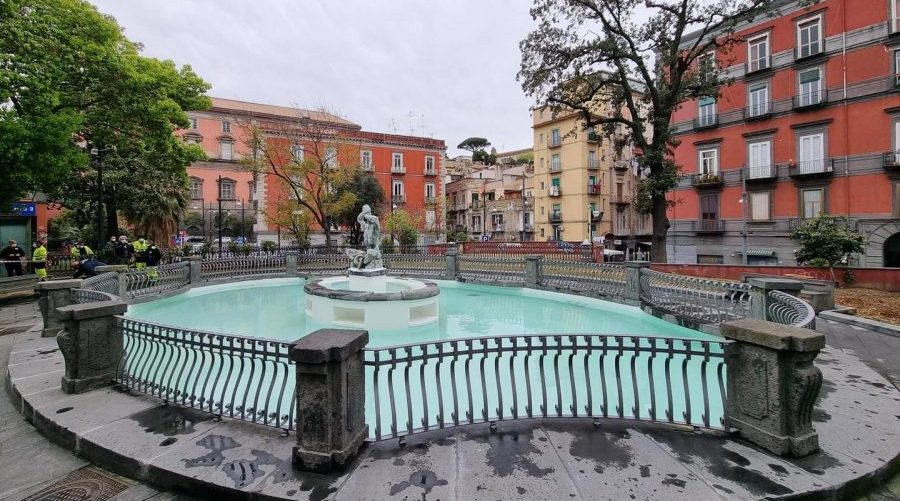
[128,278,714,347]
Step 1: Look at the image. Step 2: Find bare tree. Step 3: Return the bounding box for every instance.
[240,109,359,248]
[519,0,780,262]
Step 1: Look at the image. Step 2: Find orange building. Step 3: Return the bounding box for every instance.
[180,98,445,244]
[668,0,900,267]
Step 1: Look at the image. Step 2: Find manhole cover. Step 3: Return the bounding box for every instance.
[22,466,133,501]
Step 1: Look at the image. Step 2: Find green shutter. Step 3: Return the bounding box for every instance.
[551,177,560,186]
[699,96,715,106]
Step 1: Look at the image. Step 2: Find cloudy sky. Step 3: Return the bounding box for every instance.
[89,0,538,156]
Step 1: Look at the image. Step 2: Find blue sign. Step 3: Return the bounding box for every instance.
[8,203,36,216]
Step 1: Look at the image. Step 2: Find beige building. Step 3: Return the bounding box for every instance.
[445,163,534,241]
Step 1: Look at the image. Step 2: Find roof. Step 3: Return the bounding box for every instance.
[209,97,361,130]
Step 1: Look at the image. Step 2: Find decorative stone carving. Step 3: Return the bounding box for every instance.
[347,204,383,269]
[56,300,128,394]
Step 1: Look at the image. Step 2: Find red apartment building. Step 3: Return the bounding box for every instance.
[180,98,445,244]
[668,0,900,267]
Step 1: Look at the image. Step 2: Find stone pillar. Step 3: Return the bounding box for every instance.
[35,279,83,338]
[290,329,369,472]
[624,261,651,306]
[748,277,803,322]
[55,300,128,394]
[96,264,129,298]
[286,253,298,276]
[525,255,543,288]
[187,256,203,284]
[722,318,824,457]
[445,247,459,281]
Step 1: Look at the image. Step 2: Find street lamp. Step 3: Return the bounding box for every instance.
[739,170,749,265]
[89,146,115,250]
[216,175,223,254]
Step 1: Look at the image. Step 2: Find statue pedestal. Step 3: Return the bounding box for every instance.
[348,267,388,293]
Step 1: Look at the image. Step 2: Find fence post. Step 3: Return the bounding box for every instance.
[96,264,129,298]
[35,279,83,338]
[55,300,128,394]
[445,246,459,281]
[721,318,824,457]
[186,256,203,284]
[290,328,369,472]
[624,261,650,306]
[748,277,803,322]
[525,255,543,288]
[286,253,298,276]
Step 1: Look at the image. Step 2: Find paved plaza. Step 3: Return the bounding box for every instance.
[1,298,899,500]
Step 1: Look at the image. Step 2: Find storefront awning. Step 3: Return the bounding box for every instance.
[735,248,777,257]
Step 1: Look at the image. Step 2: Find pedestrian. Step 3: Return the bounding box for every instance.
[70,240,93,277]
[100,236,117,263]
[114,236,133,265]
[145,239,161,281]
[74,257,106,278]
[0,239,26,277]
[32,239,48,281]
[133,237,148,270]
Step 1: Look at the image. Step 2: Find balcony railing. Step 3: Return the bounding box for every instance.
[744,56,771,75]
[587,159,600,170]
[587,184,601,195]
[743,102,772,120]
[492,224,505,232]
[613,160,630,171]
[549,163,562,172]
[470,200,484,209]
[794,44,824,61]
[391,165,406,174]
[691,172,724,188]
[524,224,534,232]
[424,167,437,176]
[361,163,374,171]
[392,194,406,203]
[789,159,834,178]
[745,164,777,182]
[693,114,719,130]
[548,186,562,197]
[884,151,900,171]
[425,197,437,206]
[695,219,726,233]
[891,17,900,34]
[610,193,631,205]
[792,91,827,110]
[549,137,562,148]
[549,212,563,223]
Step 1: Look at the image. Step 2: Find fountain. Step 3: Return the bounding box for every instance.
[303,204,440,329]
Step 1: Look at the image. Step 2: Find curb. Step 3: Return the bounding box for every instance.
[819,310,900,339]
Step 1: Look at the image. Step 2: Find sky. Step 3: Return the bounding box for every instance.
[89,0,538,157]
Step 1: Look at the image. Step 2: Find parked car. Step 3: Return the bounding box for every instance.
[184,236,206,252]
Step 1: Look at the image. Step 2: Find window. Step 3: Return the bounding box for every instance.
[797,17,822,59]
[894,49,900,86]
[472,215,482,231]
[551,203,561,218]
[748,82,770,116]
[551,154,561,171]
[392,152,404,169]
[184,134,200,145]
[219,140,233,160]
[425,156,435,173]
[425,183,435,199]
[698,52,717,82]
[551,128,561,146]
[524,212,531,225]
[700,194,720,231]
[189,117,198,129]
[893,0,900,32]
[219,180,235,200]
[749,192,770,221]
[325,147,338,168]
[894,181,900,217]
[697,96,717,127]
[292,145,304,162]
[699,148,718,175]
[222,120,231,133]
[588,150,597,168]
[539,133,544,144]
[748,140,772,179]
[798,132,825,174]
[189,178,202,199]
[392,180,404,199]
[801,188,824,218]
[748,35,770,72]
[361,150,372,169]
[798,68,823,106]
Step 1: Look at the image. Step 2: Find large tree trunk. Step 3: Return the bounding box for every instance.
[650,196,670,263]
[324,226,332,249]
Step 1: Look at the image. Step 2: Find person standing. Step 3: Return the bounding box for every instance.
[133,237,148,270]
[114,236,133,265]
[32,239,48,281]
[0,240,26,277]
[100,236,117,263]
[145,239,162,281]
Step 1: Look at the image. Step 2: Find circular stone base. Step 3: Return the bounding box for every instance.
[304,277,440,329]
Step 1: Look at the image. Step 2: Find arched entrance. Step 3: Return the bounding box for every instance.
[885,232,900,268]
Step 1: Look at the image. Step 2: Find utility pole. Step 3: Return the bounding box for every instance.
[90,146,114,250]
[217,175,223,254]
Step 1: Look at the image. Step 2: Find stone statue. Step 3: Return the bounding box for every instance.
[346,204,383,269]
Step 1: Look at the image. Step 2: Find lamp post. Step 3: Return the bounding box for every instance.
[740,180,749,266]
[239,198,245,241]
[216,175,224,254]
[89,146,114,250]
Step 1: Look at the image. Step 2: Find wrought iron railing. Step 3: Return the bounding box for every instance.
[295,254,346,276]
[201,256,287,280]
[640,269,751,324]
[382,254,446,279]
[768,290,816,329]
[122,262,191,298]
[541,261,626,297]
[457,257,526,285]
[71,288,118,304]
[114,317,296,430]
[364,334,728,441]
[81,271,119,296]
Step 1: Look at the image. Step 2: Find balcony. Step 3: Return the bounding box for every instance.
[891,17,900,35]
[425,197,437,207]
[549,137,562,148]
[693,114,719,130]
[695,219,726,234]
[492,224,506,232]
[587,159,600,170]
[587,131,600,143]
[549,212,563,223]
[391,165,406,174]
[789,159,834,179]
[549,163,562,173]
[743,102,773,120]
[794,44,825,62]
[613,160,630,172]
[361,163,374,172]
[524,224,534,232]
[691,172,724,189]
[884,151,900,171]
[587,184,601,195]
[392,194,406,204]
[424,167,437,176]
[548,186,562,197]
[744,56,771,76]
[610,193,631,205]
[745,164,778,183]
[470,200,484,210]
[792,91,827,110]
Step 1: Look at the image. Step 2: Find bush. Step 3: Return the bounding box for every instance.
[181,243,193,256]
[261,241,278,254]
[240,243,253,256]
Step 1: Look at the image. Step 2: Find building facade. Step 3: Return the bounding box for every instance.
[181,98,446,243]
[669,0,900,267]
[445,164,534,241]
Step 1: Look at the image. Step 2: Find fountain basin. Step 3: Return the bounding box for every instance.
[304,275,440,329]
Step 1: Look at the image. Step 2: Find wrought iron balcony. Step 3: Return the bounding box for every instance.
[693,114,719,130]
[587,184,601,195]
[549,163,562,173]
[549,212,563,223]
[744,56,771,76]
[470,200,484,209]
[884,151,900,171]
[361,163,374,171]
[792,91,827,110]
[424,167,437,176]
[392,194,406,204]
[548,186,562,197]
[789,159,834,179]
[743,102,773,120]
[425,197,437,207]
[524,224,534,232]
[492,224,505,232]
[613,160,630,171]
[391,165,406,174]
[691,172,724,189]
[794,44,824,62]
[549,137,562,148]
[745,165,777,182]
[610,193,631,205]
[695,219,726,233]
[587,159,600,170]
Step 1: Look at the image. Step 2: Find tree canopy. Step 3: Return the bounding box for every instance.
[519,0,780,262]
[1,0,210,245]
[457,137,491,153]
[333,170,385,245]
[791,215,864,282]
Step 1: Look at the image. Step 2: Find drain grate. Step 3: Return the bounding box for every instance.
[22,466,134,501]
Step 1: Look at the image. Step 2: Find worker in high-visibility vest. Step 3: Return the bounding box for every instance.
[70,240,93,260]
[133,237,148,270]
[145,239,161,281]
[32,239,48,281]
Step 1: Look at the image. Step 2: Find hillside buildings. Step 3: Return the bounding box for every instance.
[445,163,534,241]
